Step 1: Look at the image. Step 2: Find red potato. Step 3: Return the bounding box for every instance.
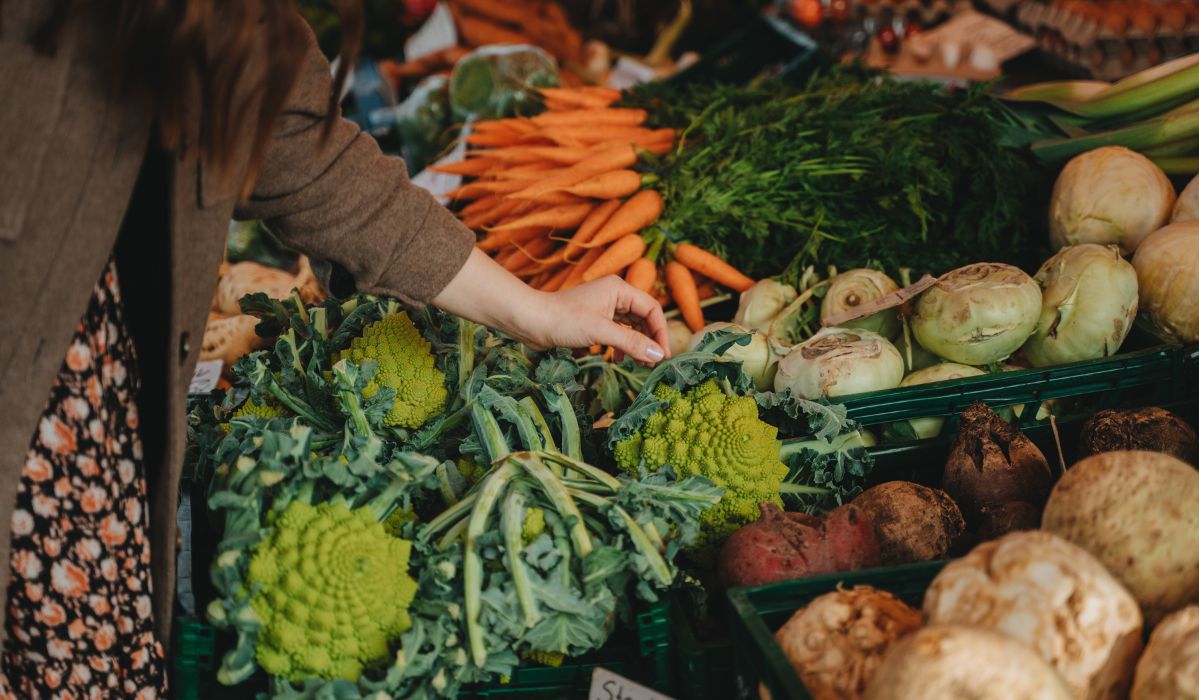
[718,503,881,589]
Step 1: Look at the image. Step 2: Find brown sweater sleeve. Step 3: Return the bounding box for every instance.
[233,26,474,306]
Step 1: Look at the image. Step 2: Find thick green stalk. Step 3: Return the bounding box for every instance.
[457,319,478,396]
[547,387,582,461]
[519,397,558,453]
[543,453,623,491]
[501,489,541,629]
[471,403,511,465]
[1031,107,1199,164]
[421,492,477,542]
[465,462,520,667]
[510,453,593,558]
[569,489,673,586]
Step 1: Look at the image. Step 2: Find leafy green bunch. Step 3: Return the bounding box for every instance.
[624,65,1047,281]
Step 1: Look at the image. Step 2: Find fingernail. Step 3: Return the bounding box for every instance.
[646,345,664,362]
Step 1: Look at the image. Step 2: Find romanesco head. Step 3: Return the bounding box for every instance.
[522,507,546,544]
[613,380,786,546]
[220,398,288,433]
[248,500,418,682]
[336,312,447,429]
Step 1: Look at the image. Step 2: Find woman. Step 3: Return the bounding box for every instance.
[0,1,668,696]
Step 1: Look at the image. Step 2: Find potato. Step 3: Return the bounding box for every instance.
[865,625,1073,700]
[1131,606,1199,699]
[1042,450,1199,625]
[851,482,964,565]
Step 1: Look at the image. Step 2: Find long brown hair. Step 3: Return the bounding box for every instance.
[23,0,364,199]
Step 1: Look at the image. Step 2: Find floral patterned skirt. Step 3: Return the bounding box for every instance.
[1,259,167,699]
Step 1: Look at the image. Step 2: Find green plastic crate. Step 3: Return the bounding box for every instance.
[173,598,674,700]
[668,13,827,86]
[727,561,949,700]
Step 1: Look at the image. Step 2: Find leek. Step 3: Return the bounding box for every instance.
[1032,106,1199,164]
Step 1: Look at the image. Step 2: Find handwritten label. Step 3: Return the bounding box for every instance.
[589,668,676,700]
[188,359,224,395]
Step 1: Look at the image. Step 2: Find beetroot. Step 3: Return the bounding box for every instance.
[717,503,881,589]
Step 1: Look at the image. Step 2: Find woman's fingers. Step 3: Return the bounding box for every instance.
[604,277,670,359]
[592,320,665,364]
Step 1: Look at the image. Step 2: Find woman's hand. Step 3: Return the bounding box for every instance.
[433,248,669,364]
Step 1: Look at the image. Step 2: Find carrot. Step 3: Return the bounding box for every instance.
[445,179,530,200]
[665,261,704,332]
[672,243,755,292]
[502,237,556,271]
[487,203,594,232]
[584,189,663,248]
[583,234,647,282]
[477,226,549,252]
[487,162,558,179]
[456,15,531,47]
[458,195,501,217]
[472,118,535,134]
[562,198,622,260]
[543,170,642,199]
[531,108,648,128]
[642,140,674,156]
[526,191,588,207]
[525,127,662,147]
[624,257,657,293]
[538,87,620,109]
[560,246,607,291]
[578,86,623,101]
[507,145,638,200]
[696,281,716,300]
[541,263,575,292]
[462,197,526,229]
[465,132,522,148]
[431,159,499,176]
[479,145,595,165]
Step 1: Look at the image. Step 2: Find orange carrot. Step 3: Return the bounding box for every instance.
[624,257,657,293]
[560,246,606,291]
[538,87,620,109]
[473,118,536,134]
[431,159,499,176]
[527,191,588,207]
[584,189,663,248]
[458,195,501,217]
[544,170,642,199]
[487,203,594,232]
[642,140,674,156]
[696,281,716,300]
[665,261,704,332]
[531,108,648,128]
[578,86,623,101]
[508,145,638,201]
[477,226,549,252]
[525,126,662,147]
[502,237,556,271]
[487,162,559,179]
[541,263,575,292]
[465,132,523,148]
[563,199,622,260]
[462,197,526,230]
[471,145,592,165]
[672,243,755,292]
[583,235,647,282]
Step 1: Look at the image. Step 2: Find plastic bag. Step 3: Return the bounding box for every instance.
[449,44,558,119]
[394,75,455,176]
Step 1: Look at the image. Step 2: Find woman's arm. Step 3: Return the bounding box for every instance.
[433,248,668,363]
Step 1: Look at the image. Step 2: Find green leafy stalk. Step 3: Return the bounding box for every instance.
[501,488,541,629]
[568,489,673,587]
[508,453,593,558]
[464,462,520,667]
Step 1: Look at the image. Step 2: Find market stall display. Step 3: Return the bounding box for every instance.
[179,9,1199,700]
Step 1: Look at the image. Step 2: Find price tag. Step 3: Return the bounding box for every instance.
[588,668,676,700]
[188,359,224,395]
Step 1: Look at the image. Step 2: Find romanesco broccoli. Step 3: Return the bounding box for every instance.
[613,380,787,546]
[220,398,287,433]
[247,500,418,682]
[336,312,447,428]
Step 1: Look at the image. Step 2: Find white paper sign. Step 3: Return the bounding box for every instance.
[589,668,676,700]
[188,359,224,395]
[405,2,458,62]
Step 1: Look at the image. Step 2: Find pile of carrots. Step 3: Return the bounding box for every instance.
[433,85,757,333]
